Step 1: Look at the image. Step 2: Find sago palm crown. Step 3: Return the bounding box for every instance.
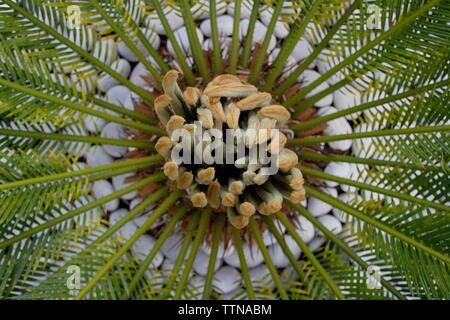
[0,0,449,300]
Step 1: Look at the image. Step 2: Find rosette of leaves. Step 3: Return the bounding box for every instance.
[0,0,449,300]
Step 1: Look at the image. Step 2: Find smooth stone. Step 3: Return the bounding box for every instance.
[332,193,361,223]
[100,123,128,158]
[193,250,223,276]
[307,187,338,217]
[351,123,379,158]
[106,85,134,111]
[291,37,313,62]
[191,0,227,20]
[92,180,119,211]
[97,59,131,92]
[317,106,353,151]
[92,37,117,65]
[132,234,164,268]
[249,265,273,287]
[167,26,204,57]
[112,173,138,200]
[268,235,301,268]
[70,73,95,94]
[333,87,363,120]
[292,215,315,243]
[144,10,184,35]
[200,15,234,37]
[83,114,106,133]
[262,219,286,246]
[224,242,264,268]
[161,233,190,262]
[317,215,343,236]
[298,70,333,107]
[201,240,235,258]
[324,162,352,187]
[213,266,241,294]
[227,0,253,19]
[202,37,232,59]
[268,48,297,79]
[86,146,114,167]
[117,28,160,62]
[65,25,96,51]
[259,8,289,39]
[308,237,326,252]
[280,266,298,286]
[239,19,277,51]
[341,163,368,192]
[305,22,326,44]
[186,275,206,300]
[109,209,141,243]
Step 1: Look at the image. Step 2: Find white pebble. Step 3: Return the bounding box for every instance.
[262,219,286,246]
[268,235,301,268]
[83,115,106,133]
[106,85,134,112]
[298,70,333,107]
[333,87,362,120]
[193,250,223,276]
[227,0,253,19]
[249,265,273,287]
[239,19,277,52]
[201,240,235,258]
[292,215,315,243]
[307,187,338,217]
[200,15,234,37]
[259,8,289,39]
[112,173,138,200]
[332,193,361,223]
[100,123,128,158]
[92,37,118,66]
[117,28,160,62]
[213,266,241,294]
[92,180,119,211]
[97,59,131,92]
[324,162,352,187]
[291,37,313,62]
[224,242,264,268]
[132,234,164,268]
[202,37,232,59]
[167,26,204,57]
[86,146,114,167]
[145,10,184,35]
[161,233,190,262]
[317,215,343,236]
[317,106,353,151]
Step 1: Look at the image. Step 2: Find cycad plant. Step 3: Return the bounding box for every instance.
[0,0,449,300]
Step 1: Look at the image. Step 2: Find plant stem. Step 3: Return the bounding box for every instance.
[303,185,450,264]
[0,128,155,150]
[290,79,450,131]
[284,0,443,108]
[0,173,167,249]
[231,227,256,300]
[203,214,225,299]
[289,125,450,146]
[263,0,322,90]
[249,217,289,300]
[179,0,211,83]
[0,156,162,191]
[149,0,197,85]
[209,0,223,74]
[240,0,261,69]
[122,204,188,299]
[75,190,181,299]
[287,200,407,300]
[276,212,346,299]
[248,0,285,84]
[228,0,242,73]
[300,150,443,172]
[0,77,165,135]
[91,0,162,83]
[174,208,211,299]
[300,165,450,212]
[2,0,154,105]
